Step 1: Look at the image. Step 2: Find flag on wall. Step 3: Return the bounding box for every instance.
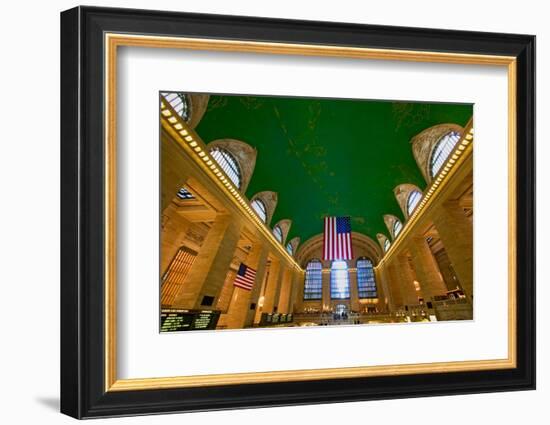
[323,216,354,260]
[233,263,257,291]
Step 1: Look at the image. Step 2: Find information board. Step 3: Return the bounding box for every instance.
[160,309,221,332]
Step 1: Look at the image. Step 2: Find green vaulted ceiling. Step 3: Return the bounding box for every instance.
[195,95,472,246]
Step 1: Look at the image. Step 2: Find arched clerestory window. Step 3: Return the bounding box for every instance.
[286,242,294,256]
[406,190,422,216]
[273,225,283,243]
[430,131,461,178]
[330,260,350,299]
[161,91,190,121]
[209,147,242,189]
[410,123,464,184]
[356,257,377,298]
[251,198,267,223]
[303,259,322,300]
[384,239,391,252]
[393,219,403,238]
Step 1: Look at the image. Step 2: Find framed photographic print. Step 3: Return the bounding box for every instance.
[60,6,535,419]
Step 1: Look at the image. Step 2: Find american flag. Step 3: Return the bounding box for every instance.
[233,263,257,291]
[323,216,354,260]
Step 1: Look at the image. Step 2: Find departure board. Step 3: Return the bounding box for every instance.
[160,309,221,332]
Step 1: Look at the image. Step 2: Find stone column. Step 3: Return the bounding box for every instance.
[160,208,193,275]
[322,266,331,311]
[287,269,301,313]
[251,261,271,325]
[386,263,404,309]
[161,131,191,212]
[225,244,269,329]
[172,214,242,309]
[349,269,360,312]
[215,270,237,313]
[375,264,393,312]
[277,267,293,314]
[410,236,447,302]
[432,200,474,301]
[291,270,305,312]
[396,254,419,306]
[262,258,283,313]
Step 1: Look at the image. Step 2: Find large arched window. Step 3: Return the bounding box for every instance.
[393,220,403,238]
[251,198,267,223]
[330,260,350,299]
[406,190,422,216]
[210,147,242,189]
[273,225,283,243]
[303,259,322,300]
[161,91,190,121]
[356,258,377,298]
[430,131,461,177]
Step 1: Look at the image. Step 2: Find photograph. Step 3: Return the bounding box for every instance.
[159,92,474,332]
[57,4,536,419]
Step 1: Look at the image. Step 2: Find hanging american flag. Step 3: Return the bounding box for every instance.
[233,263,257,291]
[323,216,354,260]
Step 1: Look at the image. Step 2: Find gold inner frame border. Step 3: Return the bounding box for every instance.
[104,33,517,392]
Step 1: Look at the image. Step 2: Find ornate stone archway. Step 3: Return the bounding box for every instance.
[410,123,464,184]
[206,139,257,192]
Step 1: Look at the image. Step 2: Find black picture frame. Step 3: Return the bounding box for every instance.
[60,5,535,419]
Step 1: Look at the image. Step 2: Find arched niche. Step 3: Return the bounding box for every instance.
[394,183,423,219]
[206,139,257,193]
[187,94,210,129]
[250,191,278,226]
[383,214,403,240]
[410,123,464,184]
[286,236,300,256]
[161,92,209,129]
[273,219,292,244]
[376,233,391,253]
